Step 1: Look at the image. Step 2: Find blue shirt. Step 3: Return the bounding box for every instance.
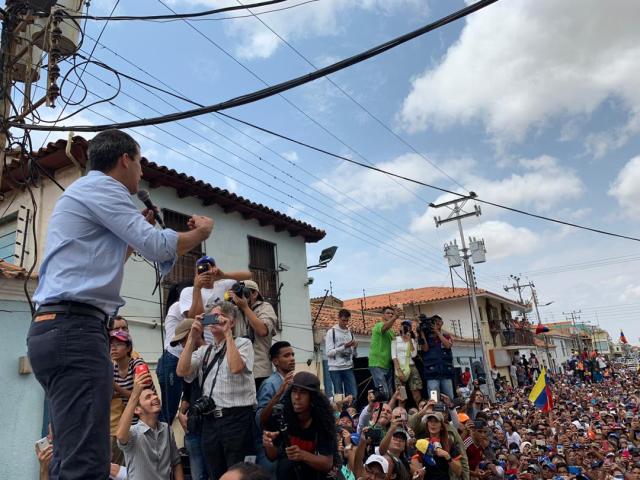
[255,371,284,431]
[33,170,179,315]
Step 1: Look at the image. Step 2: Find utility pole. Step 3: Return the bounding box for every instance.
[563,310,583,352]
[431,192,496,402]
[504,276,553,372]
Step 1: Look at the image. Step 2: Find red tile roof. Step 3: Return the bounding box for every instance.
[2,137,325,242]
[342,286,488,311]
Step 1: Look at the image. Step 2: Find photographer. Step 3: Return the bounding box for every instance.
[177,301,256,479]
[325,309,358,399]
[392,320,422,405]
[418,315,455,400]
[179,255,252,321]
[229,280,277,391]
[262,372,338,480]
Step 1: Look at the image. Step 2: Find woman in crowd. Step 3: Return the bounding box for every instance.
[410,411,462,480]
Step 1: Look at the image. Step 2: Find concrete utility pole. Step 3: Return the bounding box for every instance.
[431,192,496,402]
[563,310,583,352]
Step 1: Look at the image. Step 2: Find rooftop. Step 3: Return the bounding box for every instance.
[0,259,35,279]
[342,286,520,311]
[1,137,326,242]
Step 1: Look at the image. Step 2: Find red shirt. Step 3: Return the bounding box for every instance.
[462,371,471,385]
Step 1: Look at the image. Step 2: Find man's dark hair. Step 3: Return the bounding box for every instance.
[226,462,270,480]
[112,315,128,327]
[269,341,291,360]
[87,129,140,173]
[338,308,351,319]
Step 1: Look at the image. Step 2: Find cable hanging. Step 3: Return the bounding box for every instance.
[9,0,499,132]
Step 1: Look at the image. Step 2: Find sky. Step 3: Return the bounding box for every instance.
[26,0,640,343]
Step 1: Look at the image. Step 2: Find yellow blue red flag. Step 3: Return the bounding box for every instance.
[528,367,553,412]
[621,331,628,344]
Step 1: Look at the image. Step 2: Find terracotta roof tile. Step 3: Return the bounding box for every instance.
[2,137,325,242]
[342,286,487,311]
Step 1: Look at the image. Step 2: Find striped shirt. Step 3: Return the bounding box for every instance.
[114,357,145,409]
[186,337,256,408]
[117,421,180,480]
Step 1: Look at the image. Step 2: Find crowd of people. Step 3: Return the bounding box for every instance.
[27,130,640,480]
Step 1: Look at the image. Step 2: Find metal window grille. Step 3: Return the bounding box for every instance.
[0,212,18,264]
[162,209,204,297]
[248,236,280,317]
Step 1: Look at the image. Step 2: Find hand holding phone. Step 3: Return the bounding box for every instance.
[202,313,219,326]
[430,390,439,403]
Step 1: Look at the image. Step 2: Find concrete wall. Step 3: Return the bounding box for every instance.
[0,294,44,480]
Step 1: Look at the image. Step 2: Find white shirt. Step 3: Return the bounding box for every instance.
[179,279,236,317]
[186,337,256,408]
[506,431,522,447]
[164,302,184,357]
[391,336,417,366]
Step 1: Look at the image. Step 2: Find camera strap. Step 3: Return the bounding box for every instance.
[206,343,228,399]
[199,343,225,393]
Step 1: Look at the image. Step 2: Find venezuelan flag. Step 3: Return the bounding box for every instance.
[620,331,628,344]
[535,323,550,334]
[528,367,553,412]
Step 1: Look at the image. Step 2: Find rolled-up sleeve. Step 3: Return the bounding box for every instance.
[89,181,179,274]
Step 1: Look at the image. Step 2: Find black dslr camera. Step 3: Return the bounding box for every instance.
[373,384,388,402]
[191,395,216,417]
[230,281,251,299]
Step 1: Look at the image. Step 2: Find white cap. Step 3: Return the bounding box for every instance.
[365,454,389,474]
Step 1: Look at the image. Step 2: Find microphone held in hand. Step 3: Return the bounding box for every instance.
[137,189,165,228]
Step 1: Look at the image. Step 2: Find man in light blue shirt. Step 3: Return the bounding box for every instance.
[255,341,296,475]
[27,129,213,480]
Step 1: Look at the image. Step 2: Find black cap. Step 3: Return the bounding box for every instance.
[291,371,320,393]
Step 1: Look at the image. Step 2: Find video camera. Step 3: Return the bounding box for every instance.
[372,384,388,402]
[272,404,290,447]
[417,314,440,338]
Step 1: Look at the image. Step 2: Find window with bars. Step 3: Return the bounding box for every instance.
[248,236,280,317]
[0,213,18,264]
[162,209,204,288]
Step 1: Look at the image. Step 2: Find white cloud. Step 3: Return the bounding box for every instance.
[410,155,584,232]
[619,284,640,303]
[466,221,540,260]
[312,152,465,211]
[398,0,640,146]
[222,0,423,60]
[224,176,239,192]
[282,151,299,163]
[609,156,640,218]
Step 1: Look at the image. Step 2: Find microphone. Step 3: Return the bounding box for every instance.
[137,189,165,228]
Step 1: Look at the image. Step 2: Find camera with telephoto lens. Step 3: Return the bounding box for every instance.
[230,281,251,299]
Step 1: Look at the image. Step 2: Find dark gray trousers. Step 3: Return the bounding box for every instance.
[28,314,112,480]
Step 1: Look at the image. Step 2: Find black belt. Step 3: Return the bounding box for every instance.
[209,405,253,419]
[35,301,112,329]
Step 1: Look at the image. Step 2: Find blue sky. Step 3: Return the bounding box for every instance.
[34,0,640,343]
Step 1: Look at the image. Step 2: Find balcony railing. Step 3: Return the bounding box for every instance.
[501,329,535,347]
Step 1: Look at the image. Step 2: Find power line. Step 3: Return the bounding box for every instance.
[68,0,295,21]
[11,0,499,132]
[234,0,468,192]
[73,53,447,263]
[216,113,640,243]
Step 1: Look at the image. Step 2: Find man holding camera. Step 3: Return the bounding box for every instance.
[179,256,252,321]
[29,129,213,479]
[229,280,277,391]
[418,315,455,400]
[325,308,358,399]
[177,301,256,479]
